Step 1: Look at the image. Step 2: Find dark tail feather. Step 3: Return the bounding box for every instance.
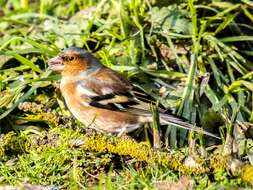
[160,113,221,140]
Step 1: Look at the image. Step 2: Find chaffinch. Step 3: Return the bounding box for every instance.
[48,47,219,139]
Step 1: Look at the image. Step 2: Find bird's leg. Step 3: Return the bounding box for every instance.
[117,127,127,137]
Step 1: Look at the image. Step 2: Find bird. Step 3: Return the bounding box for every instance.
[48,47,220,139]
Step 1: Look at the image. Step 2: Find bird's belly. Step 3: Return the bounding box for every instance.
[65,98,142,133]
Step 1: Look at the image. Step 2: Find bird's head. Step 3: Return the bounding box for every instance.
[48,47,101,76]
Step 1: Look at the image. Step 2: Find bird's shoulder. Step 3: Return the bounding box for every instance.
[91,67,133,91]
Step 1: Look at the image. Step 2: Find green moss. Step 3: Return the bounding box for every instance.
[210,154,229,173]
[0,129,252,188]
[19,102,61,127]
[0,132,25,160]
[241,165,253,186]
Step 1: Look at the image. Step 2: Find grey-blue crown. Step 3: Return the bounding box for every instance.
[62,47,88,56]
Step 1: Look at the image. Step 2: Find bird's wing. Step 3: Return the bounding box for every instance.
[76,67,154,111]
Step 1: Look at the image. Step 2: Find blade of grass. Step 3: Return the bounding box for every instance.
[0,37,58,56]
[9,54,42,73]
[205,35,247,74]
[178,0,198,116]
[205,85,220,105]
[241,5,253,22]
[207,57,222,87]
[177,0,199,145]
[150,103,161,149]
[220,36,253,42]
[211,3,240,18]
[0,70,52,120]
[241,0,253,7]
[214,13,238,35]
[140,67,186,80]
[228,80,253,92]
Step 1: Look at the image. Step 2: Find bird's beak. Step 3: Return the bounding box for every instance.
[48,56,65,71]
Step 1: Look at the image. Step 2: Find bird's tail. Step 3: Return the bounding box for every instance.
[159,113,221,140]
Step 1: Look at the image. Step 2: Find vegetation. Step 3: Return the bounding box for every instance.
[1,0,253,189]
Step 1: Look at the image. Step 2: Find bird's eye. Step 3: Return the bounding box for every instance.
[68,56,75,61]
[62,56,75,62]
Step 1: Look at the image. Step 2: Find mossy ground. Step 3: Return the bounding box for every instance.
[0,128,252,189]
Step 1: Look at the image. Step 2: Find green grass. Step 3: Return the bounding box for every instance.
[0,0,253,189]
